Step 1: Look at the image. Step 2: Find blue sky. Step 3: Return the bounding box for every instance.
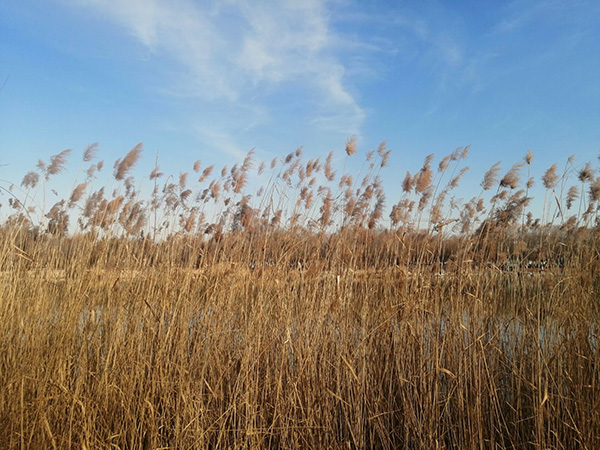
[1,0,599,218]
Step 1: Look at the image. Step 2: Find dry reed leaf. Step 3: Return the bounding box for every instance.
[341,355,359,383]
[437,367,456,379]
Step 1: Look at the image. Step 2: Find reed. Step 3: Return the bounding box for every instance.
[0,142,599,448]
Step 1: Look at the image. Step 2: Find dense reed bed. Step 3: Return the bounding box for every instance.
[0,143,599,448]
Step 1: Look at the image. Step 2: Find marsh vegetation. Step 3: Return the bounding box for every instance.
[0,143,599,448]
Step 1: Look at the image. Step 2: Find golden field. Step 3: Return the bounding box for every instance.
[1,144,599,448]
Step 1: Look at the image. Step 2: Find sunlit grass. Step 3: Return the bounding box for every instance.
[0,143,599,448]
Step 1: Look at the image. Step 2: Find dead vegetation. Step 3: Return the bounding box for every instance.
[0,143,599,448]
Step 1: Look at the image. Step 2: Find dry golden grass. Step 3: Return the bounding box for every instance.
[0,143,599,448]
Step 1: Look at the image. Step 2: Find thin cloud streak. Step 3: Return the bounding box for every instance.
[70,0,366,135]
[193,125,247,161]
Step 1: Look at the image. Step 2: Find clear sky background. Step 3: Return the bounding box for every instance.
[1,0,599,218]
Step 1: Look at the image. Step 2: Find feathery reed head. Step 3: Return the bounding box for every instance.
[481,161,501,191]
[579,162,594,183]
[542,164,559,189]
[500,162,524,189]
[47,149,72,177]
[83,143,99,162]
[345,136,357,156]
[114,143,143,181]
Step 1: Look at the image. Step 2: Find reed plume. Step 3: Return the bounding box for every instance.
[69,182,88,206]
[415,155,433,193]
[47,149,72,178]
[579,162,594,183]
[481,161,501,191]
[566,186,579,209]
[402,171,413,193]
[542,164,559,189]
[345,136,357,156]
[500,162,524,189]
[21,172,39,189]
[83,142,99,162]
[114,143,142,181]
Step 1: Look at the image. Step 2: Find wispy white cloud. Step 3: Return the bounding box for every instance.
[234,0,330,82]
[193,124,247,161]
[74,0,236,98]
[70,0,365,136]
